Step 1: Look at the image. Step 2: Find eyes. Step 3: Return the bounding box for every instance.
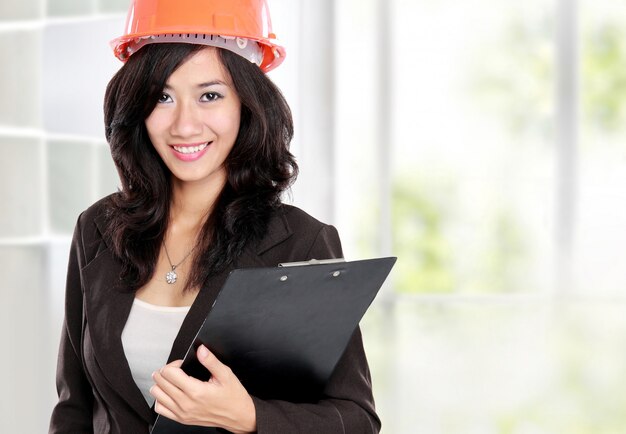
[157,93,172,104]
[157,91,223,104]
[200,92,222,102]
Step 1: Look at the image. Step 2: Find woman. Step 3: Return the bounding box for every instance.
[49,1,380,433]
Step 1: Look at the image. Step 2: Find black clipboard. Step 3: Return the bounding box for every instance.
[151,256,396,434]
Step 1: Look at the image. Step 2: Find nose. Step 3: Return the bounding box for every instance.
[170,101,203,139]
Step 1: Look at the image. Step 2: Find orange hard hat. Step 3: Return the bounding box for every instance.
[110,0,285,72]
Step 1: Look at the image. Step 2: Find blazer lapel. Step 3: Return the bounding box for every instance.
[82,213,153,423]
[81,247,154,423]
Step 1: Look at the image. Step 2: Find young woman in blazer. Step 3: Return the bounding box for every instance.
[49,1,380,433]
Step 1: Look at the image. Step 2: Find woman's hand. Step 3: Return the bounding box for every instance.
[150,345,257,434]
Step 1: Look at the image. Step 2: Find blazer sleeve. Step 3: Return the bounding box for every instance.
[252,224,382,433]
[49,214,95,433]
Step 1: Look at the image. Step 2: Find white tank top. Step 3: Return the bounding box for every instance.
[121,298,191,405]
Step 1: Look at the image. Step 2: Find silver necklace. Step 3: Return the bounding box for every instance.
[163,243,194,284]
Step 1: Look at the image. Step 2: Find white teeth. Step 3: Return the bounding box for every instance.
[173,143,209,154]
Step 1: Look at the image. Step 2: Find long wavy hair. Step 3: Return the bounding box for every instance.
[103,43,297,291]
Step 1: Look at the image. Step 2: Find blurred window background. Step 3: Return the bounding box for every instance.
[1,0,625,433]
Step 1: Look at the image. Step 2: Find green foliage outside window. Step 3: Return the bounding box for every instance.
[582,24,626,136]
[389,13,626,295]
[392,175,454,294]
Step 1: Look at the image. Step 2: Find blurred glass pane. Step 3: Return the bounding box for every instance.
[362,299,626,434]
[96,141,120,198]
[0,245,46,433]
[391,0,555,295]
[575,1,626,296]
[43,18,124,137]
[0,0,41,20]
[334,0,384,260]
[0,31,41,127]
[47,140,94,234]
[0,137,43,237]
[46,0,94,16]
[97,0,129,14]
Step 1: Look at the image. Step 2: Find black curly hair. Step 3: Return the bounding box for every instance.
[103,43,297,291]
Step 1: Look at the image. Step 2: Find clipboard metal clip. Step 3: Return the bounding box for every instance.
[278,258,346,267]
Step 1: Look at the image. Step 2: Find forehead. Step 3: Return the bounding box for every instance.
[167,47,231,85]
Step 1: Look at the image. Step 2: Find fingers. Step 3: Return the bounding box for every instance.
[150,382,179,416]
[150,348,256,432]
[150,369,185,412]
[152,398,179,422]
[169,359,183,368]
[151,364,205,423]
[196,345,232,383]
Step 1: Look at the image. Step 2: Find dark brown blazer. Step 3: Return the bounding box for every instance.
[49,197,381,433]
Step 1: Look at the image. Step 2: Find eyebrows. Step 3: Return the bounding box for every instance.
[162,80,230,91]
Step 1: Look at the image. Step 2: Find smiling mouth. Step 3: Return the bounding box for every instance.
[172,142,210,154]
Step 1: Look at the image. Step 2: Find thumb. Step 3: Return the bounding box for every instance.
[197,345,230,381]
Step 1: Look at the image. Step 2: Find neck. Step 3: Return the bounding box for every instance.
[169,176,226,232]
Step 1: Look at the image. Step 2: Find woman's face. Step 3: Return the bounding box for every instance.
[145,47,241,189]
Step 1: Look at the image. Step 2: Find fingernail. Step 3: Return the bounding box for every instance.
[198,344,209,359]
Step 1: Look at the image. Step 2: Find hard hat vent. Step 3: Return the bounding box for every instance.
[121,34,264,66]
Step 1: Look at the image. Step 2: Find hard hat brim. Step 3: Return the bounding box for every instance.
[111,32,285,72]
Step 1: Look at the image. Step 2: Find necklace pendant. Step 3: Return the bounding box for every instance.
[165,269,178,284]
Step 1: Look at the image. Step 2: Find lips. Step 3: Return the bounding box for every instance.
[170,142,211,161]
